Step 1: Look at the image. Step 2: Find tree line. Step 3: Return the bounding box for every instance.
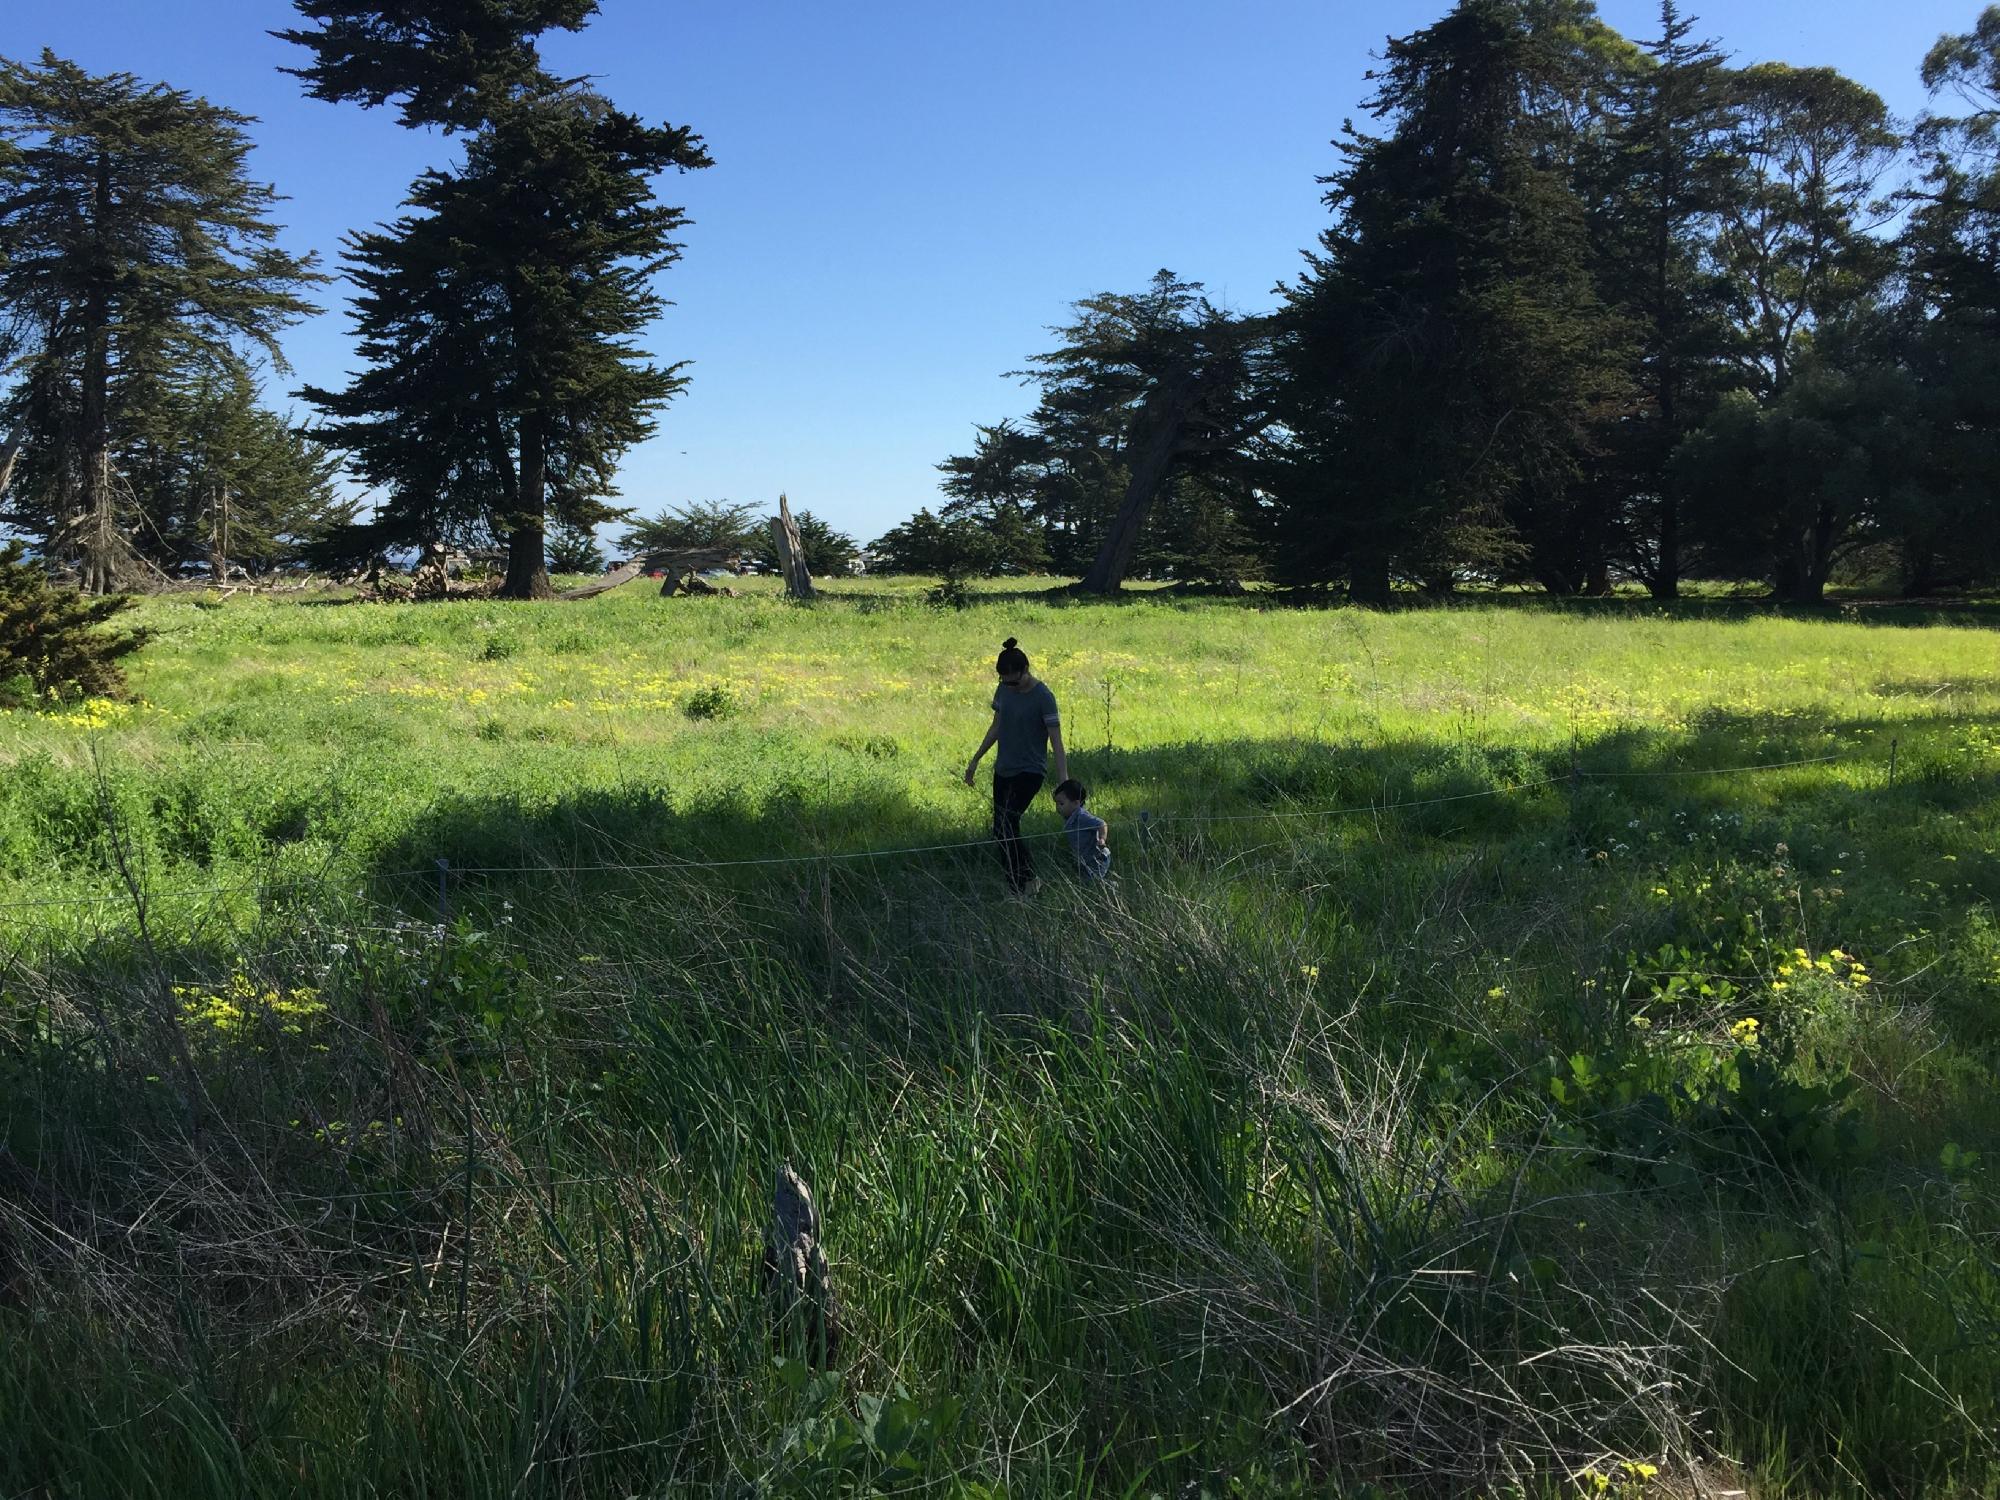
[5,1,2000,602]
[900,1,2000,602]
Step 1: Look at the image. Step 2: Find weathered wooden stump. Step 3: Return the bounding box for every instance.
[761,1163,842,1366]
[770,494,815,601]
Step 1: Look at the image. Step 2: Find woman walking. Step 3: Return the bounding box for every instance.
[964,638,1067,895]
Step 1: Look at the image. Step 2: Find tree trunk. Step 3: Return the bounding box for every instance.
[1901,548,1938,598]
[501,413,554,600]
[1078,371,1202,595]
[208,483,229,585]
[1349,550,1393,607]
[0,421,24,500]
[77,151,117,596]
[1650,489,1680,600]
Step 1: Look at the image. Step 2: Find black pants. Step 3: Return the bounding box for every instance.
[991,771,1044,891]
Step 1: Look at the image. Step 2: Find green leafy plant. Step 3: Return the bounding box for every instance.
[759,1358,966,1496]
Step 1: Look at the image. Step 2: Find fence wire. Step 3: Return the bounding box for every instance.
[0,750,1854,920]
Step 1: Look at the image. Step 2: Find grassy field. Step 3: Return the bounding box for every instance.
[2,576,1998,1498]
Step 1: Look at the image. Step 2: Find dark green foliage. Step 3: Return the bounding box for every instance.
[0,51,324,592]
[789,510,860,576]
[1715,63,1898,402]
[1587,2,1743,597]
[119,368,354,579]
[621,499,763,557]
[938,273,1272,591]
[0,541,147,701]
[1272,0,1632,600]
[285,5,709,599]
[1678,362,1920,601]
[277,0,599,130]
[300,88,707,598]
[546,519,605,574]
[1891,7,2000,594]
[867,508,1034,579]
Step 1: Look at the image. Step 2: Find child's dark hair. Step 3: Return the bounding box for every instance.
[1053,778,1086,804]
[996,637,1029,675]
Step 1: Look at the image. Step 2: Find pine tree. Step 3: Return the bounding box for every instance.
[621,500,763,558]
[301,89,704,596]
[1592,1,1741,597]
[0,52,324,591]
[1276,0,1630,601]
[941,273,1273,593]
[546,518,605,574]
[788,512,860,576]
[0,540,149,703]
[1890,8,2000,593]
[121,369,352,579]
[277,0,598,130]
[284,3,708,598]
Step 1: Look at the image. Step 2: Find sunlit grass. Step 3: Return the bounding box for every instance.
[1,581,1997,1498]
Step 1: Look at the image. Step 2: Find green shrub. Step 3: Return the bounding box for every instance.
[0,541,150,701]
[683,683,738,720]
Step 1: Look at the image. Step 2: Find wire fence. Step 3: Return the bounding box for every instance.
[0,749,1857,923]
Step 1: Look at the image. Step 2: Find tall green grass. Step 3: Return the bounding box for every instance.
[1,581,1997,1497]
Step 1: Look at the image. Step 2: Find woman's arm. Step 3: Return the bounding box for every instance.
[964,712,1000,786]
[1047,720,1068,787]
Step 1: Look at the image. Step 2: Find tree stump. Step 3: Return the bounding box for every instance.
[761,1163,842,1366]
[770,494,815,601]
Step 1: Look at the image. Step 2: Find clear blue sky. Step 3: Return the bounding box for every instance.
[0,0,1979,543]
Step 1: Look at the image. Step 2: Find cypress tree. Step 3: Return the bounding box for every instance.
[0,52,323,592]
[1591,1,1741,597]
[1276,0,1630,600]
[283,3,709,598]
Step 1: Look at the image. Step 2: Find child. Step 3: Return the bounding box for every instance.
[1051,779,1110,881]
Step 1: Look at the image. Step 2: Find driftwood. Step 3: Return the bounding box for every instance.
[556,560,644,601]
[770,494,814,601]
[761,1164,842,1366]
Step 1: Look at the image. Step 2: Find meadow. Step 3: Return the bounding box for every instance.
[2,577,1998,1498]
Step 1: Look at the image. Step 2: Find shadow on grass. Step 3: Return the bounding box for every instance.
[7,708,2000,1500]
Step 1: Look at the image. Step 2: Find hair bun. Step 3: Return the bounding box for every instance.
[1002,638,1018,650]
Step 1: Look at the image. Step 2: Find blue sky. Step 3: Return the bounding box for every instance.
[0,0,1979,543]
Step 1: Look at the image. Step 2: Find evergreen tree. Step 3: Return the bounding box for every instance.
[941,274,1272,591]
[0,52,323,591]
[0,540,148,702]
[788,511,860,576]
[1892,8,2000,593]
[1276,0,1630,600]
[122,369,353,578]
[1677,358,1918,601]
[621,500,762,558]
[1591,1,1741,597]
[1715,64,1899,401]
[546,518,605,574]
[278,0,598,130]
[285,5,708,598]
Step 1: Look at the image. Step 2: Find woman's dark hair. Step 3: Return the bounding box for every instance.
[996,638,1029,676]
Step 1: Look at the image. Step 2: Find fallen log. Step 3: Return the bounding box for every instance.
[556,560,644,601]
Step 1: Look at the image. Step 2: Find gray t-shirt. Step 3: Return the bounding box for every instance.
[991,681,1060,777]
[1064,806,1110,880]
